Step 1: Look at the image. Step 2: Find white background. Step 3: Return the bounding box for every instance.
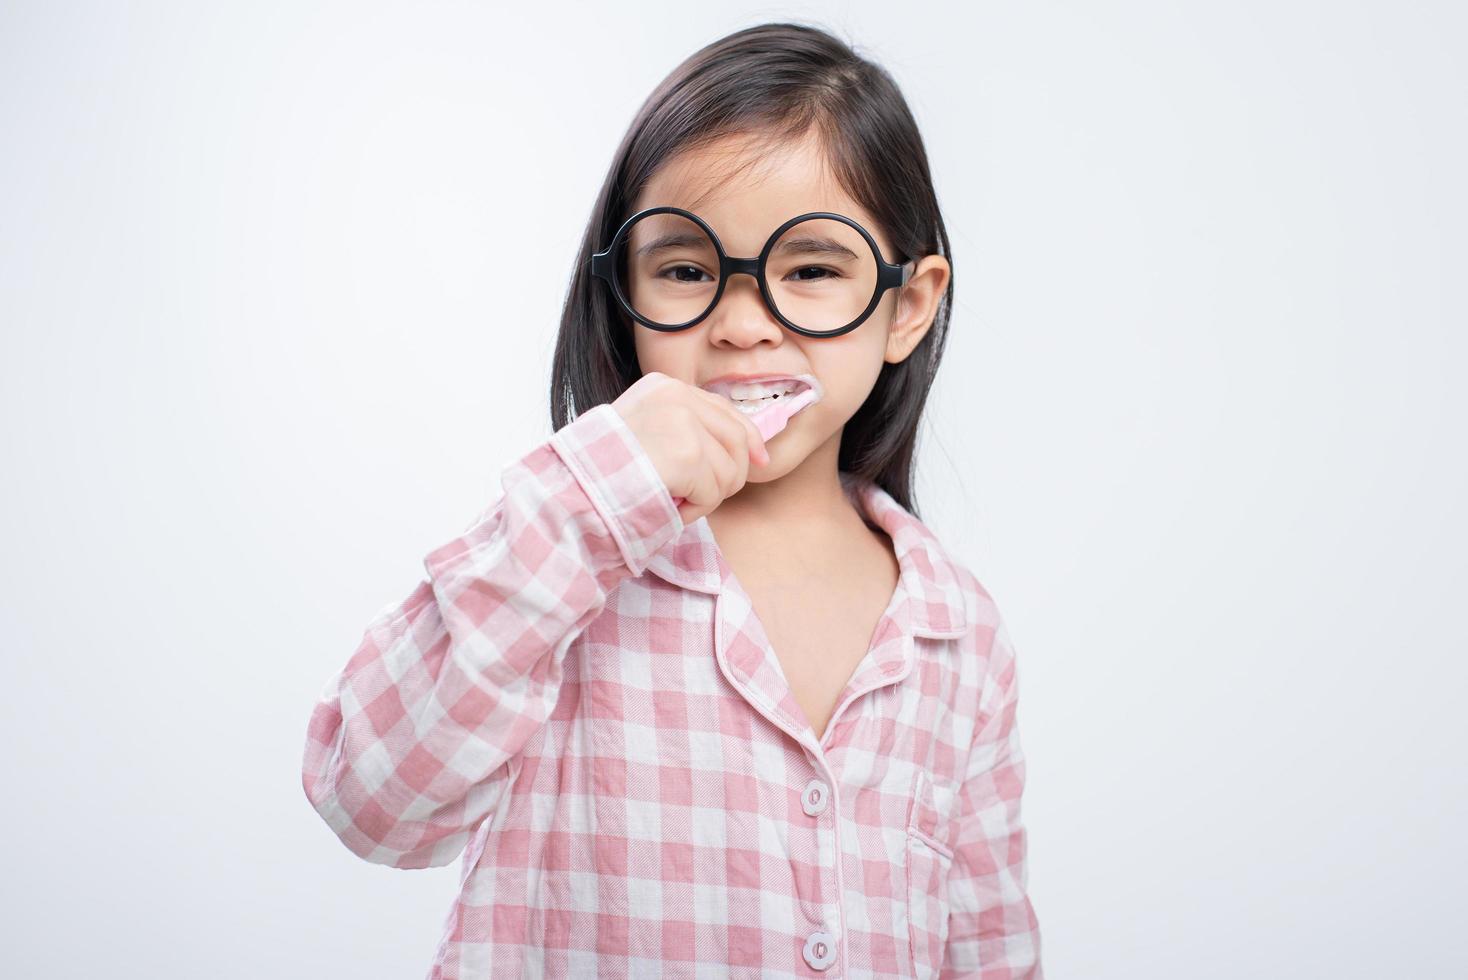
[2,1,1464,976]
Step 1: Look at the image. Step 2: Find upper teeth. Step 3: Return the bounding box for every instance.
[727,380,802,401]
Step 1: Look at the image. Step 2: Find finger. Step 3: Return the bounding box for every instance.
[701,425,740,501]
[683,393,745,463]
[682,436,721,516]
[689,385,768,465]
[689,387,769,467]
[686,397,755,497]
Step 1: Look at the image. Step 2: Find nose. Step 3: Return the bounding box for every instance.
[704,268,784,348]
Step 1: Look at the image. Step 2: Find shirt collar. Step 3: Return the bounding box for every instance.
[641,474,972,638]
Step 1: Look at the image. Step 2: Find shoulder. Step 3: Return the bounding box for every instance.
[946,559,1017,673]
[952,560,998,624]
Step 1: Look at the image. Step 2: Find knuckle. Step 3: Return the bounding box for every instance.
[675,439,701,468]
[717,453,738,488]
[671,403,697,427]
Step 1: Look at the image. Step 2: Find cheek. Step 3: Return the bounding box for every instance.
[632,328,693,378]
[804,337,890,413]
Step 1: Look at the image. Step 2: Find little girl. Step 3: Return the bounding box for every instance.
[303,22,1042,980]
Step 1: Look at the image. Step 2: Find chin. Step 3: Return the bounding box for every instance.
[748,451,786,480]
[748,443,803,480]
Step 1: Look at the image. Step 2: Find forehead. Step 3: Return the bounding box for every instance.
[631,130,884,252]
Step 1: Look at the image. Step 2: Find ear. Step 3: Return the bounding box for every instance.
[884,255,951,364]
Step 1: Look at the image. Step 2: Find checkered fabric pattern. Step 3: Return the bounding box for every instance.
[302,401,1042,979]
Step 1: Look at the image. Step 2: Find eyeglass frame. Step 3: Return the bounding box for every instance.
[590,205,916,339]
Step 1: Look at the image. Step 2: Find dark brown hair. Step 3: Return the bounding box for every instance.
[549,21,953,517]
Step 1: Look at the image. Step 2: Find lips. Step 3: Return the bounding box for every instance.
[699,373,824,403]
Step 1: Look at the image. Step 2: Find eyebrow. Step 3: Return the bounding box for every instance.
[633,232,714,258]
[773,235,860,262]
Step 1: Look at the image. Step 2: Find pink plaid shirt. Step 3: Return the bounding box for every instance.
[302,402,1042,979]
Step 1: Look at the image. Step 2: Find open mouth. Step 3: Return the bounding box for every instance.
[701,374,823,417]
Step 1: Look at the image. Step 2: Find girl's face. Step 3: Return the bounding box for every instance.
[630,128,950,483]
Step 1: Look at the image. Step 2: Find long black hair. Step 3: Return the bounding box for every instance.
[549,21,953,518]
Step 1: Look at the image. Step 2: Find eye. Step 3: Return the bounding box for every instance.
[786,266,842,282]
[658,265,714,283]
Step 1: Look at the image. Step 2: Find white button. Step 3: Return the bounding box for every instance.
[802,779,829,816]
[803,928,837,969]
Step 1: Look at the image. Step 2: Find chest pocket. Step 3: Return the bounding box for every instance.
[907,768,957,979]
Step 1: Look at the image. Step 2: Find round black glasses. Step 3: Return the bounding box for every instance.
[590,206,915,339]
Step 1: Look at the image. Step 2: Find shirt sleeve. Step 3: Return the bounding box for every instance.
[941,614,1044,978]
[300,402,682,869]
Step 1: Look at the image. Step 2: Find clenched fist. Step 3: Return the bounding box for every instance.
[611,372,769,525]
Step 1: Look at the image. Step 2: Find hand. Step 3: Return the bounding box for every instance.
[611,372,769,525]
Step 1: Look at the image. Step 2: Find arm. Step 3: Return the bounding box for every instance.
[300,402,681,869]
[941,614,1044,978]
